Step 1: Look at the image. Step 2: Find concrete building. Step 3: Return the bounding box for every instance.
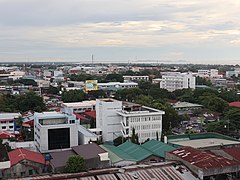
[98,82,138,91]
[160,72,195,92]
[123,76,149,82]
[62,100,96,113]
[198,69,222,79]
[226,70,239,78]
[34,109,78,153]
[0,113,21,132]
[96,99,165,143]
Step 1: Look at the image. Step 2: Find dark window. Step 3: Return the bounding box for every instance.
[48,128,70,150]
[21,172,25,176]
[29,169,33,175]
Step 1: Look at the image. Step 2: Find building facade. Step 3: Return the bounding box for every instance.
[96,99,165,143]
[160,72,196,92]
[34,109,78,153]
[123,76,149,82]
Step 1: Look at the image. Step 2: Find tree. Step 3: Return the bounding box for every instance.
[131,128,139,144]
[105,74,123,82]
[62,90,87,103]
[199,95,228,113]
[65,155,86,173]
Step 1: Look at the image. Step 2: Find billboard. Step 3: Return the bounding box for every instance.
[85,80,98,91]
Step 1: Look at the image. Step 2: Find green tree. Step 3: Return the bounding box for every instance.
[65,155,86,173]
[131,128,139,144]
[199,95,228,113]
[62,90,87,103]
[115,88,143,102]
[105,74,123,82]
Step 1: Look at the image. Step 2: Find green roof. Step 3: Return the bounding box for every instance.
[118,141,153,161]
[141,139,176,157]
[101,144,137,163]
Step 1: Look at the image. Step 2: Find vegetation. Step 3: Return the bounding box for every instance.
[0,91,46,112]
[62,90,87,103]
[65,155,86,173]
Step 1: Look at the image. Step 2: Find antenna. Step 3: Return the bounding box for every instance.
[92,54,94,66]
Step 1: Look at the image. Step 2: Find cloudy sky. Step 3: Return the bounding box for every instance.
[1,0,240,64]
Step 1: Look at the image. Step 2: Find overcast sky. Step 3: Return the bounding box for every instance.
[1,0,240,64]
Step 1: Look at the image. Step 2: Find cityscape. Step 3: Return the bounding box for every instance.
[1,0,240,180]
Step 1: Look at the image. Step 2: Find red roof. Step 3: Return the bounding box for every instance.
[223,147,240,161]
[73,112,88,121]
[8,149,46,166]
[0,131,15,139]
[169,147,240,169]
[83,110,96,119]
[229,102,240,108]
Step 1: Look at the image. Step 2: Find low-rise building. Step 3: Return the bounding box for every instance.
[0,113,21,132]
[98,82,138,91]
[50,143,110,172]
[2,148,46,179]
[123,76,149,82]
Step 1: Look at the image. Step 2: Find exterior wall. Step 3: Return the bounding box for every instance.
[2,160,45,179]
[121,114,163,143]
[0,161,11,169]
[78,131,98,145]
[96,99,122,142]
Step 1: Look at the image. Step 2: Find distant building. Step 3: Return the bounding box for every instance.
[123,76,149,82]
[226,70,239,78]
[172,101,203,115]
[159,72,195,92]
[0,113,21,132]
[34,109,78,153]
[197,69,222,79]
[62,100,96,113]
[96,99,165,143]
[98,82,138,91]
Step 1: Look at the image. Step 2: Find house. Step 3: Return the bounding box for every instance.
[0,130,15,143]
[50,143,110,173]
[2,148,46,178]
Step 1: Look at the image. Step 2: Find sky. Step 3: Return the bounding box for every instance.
[0,0,240,64]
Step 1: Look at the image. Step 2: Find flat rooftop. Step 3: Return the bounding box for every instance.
[63,100,96,107]
[172,138,240,148]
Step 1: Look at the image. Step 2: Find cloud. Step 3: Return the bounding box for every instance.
[1,0,240,63]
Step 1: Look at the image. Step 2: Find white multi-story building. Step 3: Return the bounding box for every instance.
[96,99,165,143]
[198,69,221,79]
[123,76,149,82]
[34,108,78,153]
[0,113,20,131]
[160,72,195,92]
[226,71,239,78]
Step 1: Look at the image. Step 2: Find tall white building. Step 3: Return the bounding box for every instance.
[160,72,195,92]
[34,108,78,153]
[96,99,165,143]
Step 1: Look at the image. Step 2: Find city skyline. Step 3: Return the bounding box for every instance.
[1,0,240,64]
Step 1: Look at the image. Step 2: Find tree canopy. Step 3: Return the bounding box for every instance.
[65,155,86,173]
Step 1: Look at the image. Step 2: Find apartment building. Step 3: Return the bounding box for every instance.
[34,108,78,153]
[160,72,195,92]
[96,99,165,143]
[198,69,221,79]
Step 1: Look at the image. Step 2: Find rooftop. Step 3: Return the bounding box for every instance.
[171,138,240,149]
[229,101,240,108]
[63,100,96,107]
[0,113,20,120]
[173,101,203,109]
[35,112,66,119]
[8,148,46,166]
[169,147,240,169]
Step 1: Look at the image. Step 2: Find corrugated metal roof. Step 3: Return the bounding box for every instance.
[141,139,176,158]
[169,147,240,169]
[101,144,137,163]
[118,142,152,161]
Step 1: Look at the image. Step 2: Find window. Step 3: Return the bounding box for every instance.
[29,169,33,175]
[21,172,25,176]
[2,126,6,129]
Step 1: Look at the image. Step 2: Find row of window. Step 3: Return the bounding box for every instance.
[0,121,13,123]
[129,116,161,123]
[1,126,13,130]
[131,123,161,130]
